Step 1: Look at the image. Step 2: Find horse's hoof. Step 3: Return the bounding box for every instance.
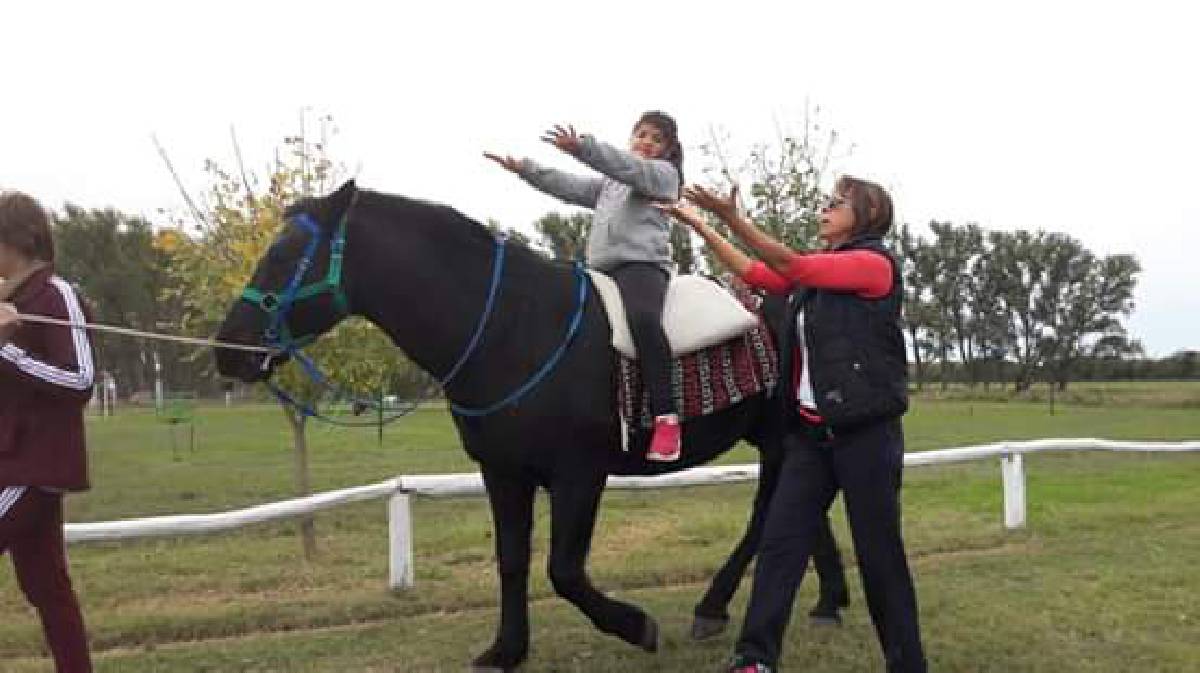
[470,660,521,673]
[470,645,525,672]
[690,614,729,640]
[639,616,660,653]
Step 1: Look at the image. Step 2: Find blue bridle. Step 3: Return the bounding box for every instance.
[240,212,350,353]
[238,208,589,423]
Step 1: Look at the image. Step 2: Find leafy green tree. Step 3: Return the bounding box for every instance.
[987,230,1052,391]
[484,218,535,249]
[927,222,985,387]
[669,220,697,274]
[532,212,591,262]
[159,116,412,559]
[969,238,1016,388]
[1032,235,1140,390]
[695,116,841,274]
[52,206,190,396]
[892,224,938,388]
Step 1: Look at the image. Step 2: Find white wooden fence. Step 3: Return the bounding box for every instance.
[64,438,1200,590]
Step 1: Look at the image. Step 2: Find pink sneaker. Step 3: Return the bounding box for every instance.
[646,414,682,462]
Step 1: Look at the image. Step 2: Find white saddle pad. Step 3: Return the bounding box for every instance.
[588,271,759,358]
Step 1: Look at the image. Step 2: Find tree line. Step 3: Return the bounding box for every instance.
[500,121,1176,392]
[33,118,1190,400]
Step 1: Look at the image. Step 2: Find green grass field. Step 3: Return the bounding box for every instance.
[1,382,1198,672]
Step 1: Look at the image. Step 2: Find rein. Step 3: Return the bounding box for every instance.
[7,261,273,354]
[11,314,275,354]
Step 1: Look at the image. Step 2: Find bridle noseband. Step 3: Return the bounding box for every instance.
[240,209,351,356]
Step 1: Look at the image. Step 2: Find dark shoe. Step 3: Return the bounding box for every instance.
[809,586,849,625]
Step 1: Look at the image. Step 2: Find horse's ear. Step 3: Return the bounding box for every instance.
[319,180,357,229]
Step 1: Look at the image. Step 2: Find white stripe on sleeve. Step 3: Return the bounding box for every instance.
[0,278,94,391]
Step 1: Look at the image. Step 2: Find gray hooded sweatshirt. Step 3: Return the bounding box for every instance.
[518,135,680,273]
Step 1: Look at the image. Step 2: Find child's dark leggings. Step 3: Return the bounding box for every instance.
[610,262,675,417]
[0,489,93,673]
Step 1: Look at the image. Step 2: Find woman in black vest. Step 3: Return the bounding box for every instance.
[660,176,926,673]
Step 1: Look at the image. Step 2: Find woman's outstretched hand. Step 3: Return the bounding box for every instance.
[684,184,740,221]
[653,201,708,231]
[656,195,754,276]
[483,152,524,173]
[541,124,583,155]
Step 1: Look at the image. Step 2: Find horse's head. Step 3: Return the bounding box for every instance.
[215,180,358,382]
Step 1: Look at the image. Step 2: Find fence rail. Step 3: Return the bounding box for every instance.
[64,438,1200,589]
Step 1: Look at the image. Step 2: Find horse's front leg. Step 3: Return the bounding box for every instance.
[546,470,659,652]
[472,466,536,673]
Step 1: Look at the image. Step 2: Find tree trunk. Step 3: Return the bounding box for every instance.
[939,344,950,391]
[1013,362,1034,392]
[1056,363,1071,391]
[282,405,318,561]
[957,335,976,387]
[908,326,925,390]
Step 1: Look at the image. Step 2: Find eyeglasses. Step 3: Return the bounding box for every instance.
[822,195,850,211]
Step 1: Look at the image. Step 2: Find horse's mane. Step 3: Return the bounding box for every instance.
[281,186,574,279]
[359,189,573,273]
[363,190,493,242]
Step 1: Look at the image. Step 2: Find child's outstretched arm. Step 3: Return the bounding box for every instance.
[484,151,603,209]
[542,125,678,201]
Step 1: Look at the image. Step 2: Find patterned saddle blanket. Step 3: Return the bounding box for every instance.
[617,314,779,430]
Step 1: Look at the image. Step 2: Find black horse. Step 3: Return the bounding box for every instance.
[214,181,846,672]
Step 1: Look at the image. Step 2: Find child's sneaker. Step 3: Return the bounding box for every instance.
[646,413,681,462]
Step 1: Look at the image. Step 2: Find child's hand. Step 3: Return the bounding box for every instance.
[483,152,524,173]
[540,125,582,155]
[684,184,740,221]
[0,302,19,345]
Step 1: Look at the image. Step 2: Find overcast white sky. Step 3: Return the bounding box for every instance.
[2,1,1196,355]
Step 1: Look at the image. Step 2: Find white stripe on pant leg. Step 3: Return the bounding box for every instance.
[0,486,27,519]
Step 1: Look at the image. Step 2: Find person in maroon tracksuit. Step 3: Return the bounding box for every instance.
[0,191,95,673]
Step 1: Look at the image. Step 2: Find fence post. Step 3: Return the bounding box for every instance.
[1001,452,1026,530]
[388,485,414,590]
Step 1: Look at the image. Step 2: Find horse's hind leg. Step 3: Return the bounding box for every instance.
[472,467,536,673]
[807,514,850,624]
[546,471,658,652]
[691,451,850,639]
[691,451,782,638]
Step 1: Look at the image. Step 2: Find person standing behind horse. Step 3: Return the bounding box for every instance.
[661,177,926,673]
[485,111,685,462]
[0,191,96,673]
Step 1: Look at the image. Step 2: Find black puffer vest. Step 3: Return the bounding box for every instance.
[776,236,908,429]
